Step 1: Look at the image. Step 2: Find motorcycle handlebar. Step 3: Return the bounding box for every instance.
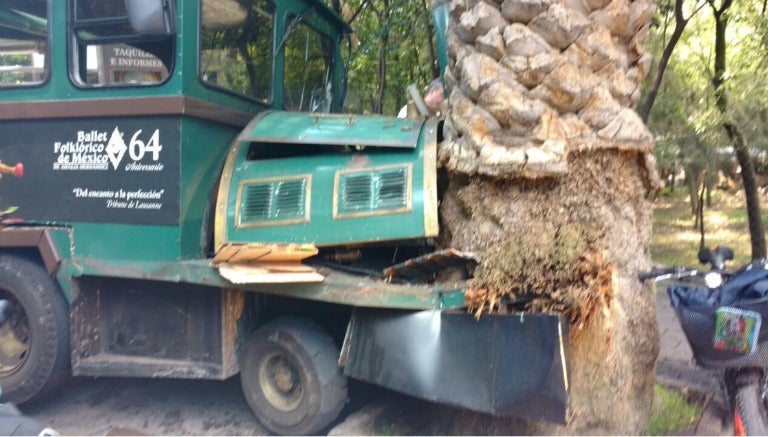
[639,267,674,281]
[638,266,701,282]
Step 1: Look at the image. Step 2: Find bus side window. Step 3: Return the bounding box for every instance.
[79,44,169,86]
[70,0,174,88]
[0,1,49,87]
[200,0,274,102]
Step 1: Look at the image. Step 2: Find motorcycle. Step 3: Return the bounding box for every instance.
[640,246,768,435]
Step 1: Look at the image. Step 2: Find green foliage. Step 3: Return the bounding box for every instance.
[284,21,334,111]
[643,0,768,189]
[651,188,765,267]
[645,0,768,196]
[196,0,436,113]
[200,0,274,100]
[647,384,704,435]
[0,54,28,85]
[341,0,438,115]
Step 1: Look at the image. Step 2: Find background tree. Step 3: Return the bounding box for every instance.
[708,0,766,258]
[643,0,768,257]
[341,0,439,114]
[639,0,705,122]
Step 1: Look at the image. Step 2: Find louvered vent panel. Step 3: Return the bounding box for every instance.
[241,184,273,222]
[339,167,408,215]
[239,178,307,225]
[274,180,306,218]
[342,174,373,210]
[378,169,408,208]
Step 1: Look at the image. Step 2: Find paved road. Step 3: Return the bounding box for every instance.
[20,375,386,435]
[22,377,267,436]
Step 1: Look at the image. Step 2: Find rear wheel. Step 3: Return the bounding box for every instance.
[0,255,69,404]
[733,370,768,436]
[240,317,347,435]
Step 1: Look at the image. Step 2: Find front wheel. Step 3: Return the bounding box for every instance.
[733,369,768,436]
[240,317,347,435]
[0,255,69,404]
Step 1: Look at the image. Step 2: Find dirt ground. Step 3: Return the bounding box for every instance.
[22,376,268,436]
[20,376,402,436]
[20,374,462,436]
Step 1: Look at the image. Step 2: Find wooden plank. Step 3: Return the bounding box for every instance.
[249,262,316,272]
[211,243,242,263]
[228,248,273,263]
[221,289,244,378]
[218,263,325,284]
[212,242,319,264]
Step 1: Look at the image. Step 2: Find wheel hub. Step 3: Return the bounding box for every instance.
[0,296,30,376]
[274,365,296,392]
[258,352,303,412]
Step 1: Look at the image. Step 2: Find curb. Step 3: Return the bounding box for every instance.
[656,360,730,436]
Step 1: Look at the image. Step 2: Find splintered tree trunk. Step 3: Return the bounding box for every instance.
[436,0,661,433]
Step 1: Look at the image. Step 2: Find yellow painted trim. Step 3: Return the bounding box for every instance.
[234,174,312,229]
[559,320,569,391]
[333,164,413,219]
[214,141,242,251]
[422,118,440,237]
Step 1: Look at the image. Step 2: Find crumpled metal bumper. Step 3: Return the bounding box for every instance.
[340,308,570,423]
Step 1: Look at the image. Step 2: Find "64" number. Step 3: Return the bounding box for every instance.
[129,129,162,161]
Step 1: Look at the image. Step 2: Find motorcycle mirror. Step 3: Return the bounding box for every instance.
[698,248,713,265]
[698,245,734,270]
[717,246,734,262]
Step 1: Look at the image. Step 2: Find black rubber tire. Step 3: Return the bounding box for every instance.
[734,371,768,436]
[240,317,347,436]
[0,255,69,404]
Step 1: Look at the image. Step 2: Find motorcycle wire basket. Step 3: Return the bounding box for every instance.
[669,267,768,369]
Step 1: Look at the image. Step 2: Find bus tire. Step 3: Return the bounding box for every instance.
[0,255,69,404]
[240,317,347,435]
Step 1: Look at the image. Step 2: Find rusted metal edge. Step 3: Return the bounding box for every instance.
[383,248,479,280]
[72,353,225,380]
[0,227,61,274]
[73,258,467,310]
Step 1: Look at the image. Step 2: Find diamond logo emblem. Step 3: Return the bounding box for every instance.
[105,127,127,170]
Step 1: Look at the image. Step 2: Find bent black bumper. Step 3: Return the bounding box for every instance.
[341,309,570,423]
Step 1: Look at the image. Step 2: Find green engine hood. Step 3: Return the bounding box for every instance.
[239,111,424,149]
[215,112,440,249]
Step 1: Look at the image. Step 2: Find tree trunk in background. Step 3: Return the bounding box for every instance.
[436,0,661,433]
[374,0,389,114]
[709,0,766,259]
[421,0,441,79]
[639,0,698,123]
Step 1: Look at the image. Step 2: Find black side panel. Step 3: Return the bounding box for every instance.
[71,277,226,379]
[342,309,569,423]
[0,117,180,225]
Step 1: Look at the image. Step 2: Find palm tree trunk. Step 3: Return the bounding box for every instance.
[436,0,660,433]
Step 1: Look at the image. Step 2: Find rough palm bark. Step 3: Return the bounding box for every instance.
[435,0,661,433]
